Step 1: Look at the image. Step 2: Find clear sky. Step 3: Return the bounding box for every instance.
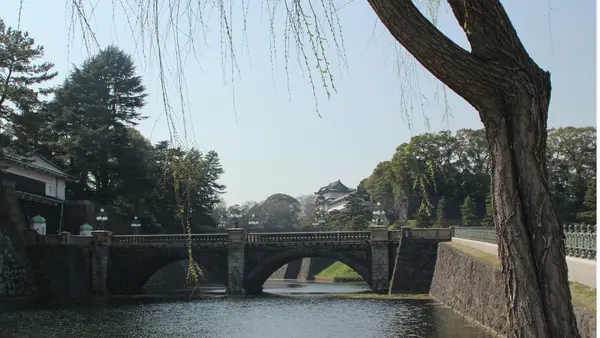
[3,0,596,206]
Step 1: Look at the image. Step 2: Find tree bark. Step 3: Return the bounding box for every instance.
[365,0,580,336]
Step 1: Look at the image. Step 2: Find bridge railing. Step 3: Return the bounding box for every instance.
[245,231,370,243]
[71,236,93,246]
[26,228,453,247]
[111,234,228,246]
[387,228,453,241]
[452,225,597,260]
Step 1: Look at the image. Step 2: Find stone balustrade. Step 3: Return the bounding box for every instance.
[404,228,453,240]
[25,227,455,248]
[452,224,597,260]
[111,234,229,247]
[245,231,371,244]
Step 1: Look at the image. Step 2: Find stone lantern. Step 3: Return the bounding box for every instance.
[29,215,46,235]
[79,223,93,237]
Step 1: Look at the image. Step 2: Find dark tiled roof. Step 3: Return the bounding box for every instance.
[315,180,351,195]
[2,149,78,181]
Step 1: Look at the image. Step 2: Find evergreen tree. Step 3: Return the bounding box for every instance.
[436,196,447,227]
[460,195,478,227]
[50,45,147,204]
[345,193,372,230]
[415,207,432,227]
[577,177,596,224]
[482,193,494,227]
[0,19,56,155]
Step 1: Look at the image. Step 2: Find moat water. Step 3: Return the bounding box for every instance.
[0,281,492,337]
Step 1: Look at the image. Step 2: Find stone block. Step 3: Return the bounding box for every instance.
[92,231,112,246]
[369,225,388,242]
[227,228,246,244]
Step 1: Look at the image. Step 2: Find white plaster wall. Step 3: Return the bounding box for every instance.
[56,179,66,200]
[5,164,66,200]
[322,191,347,200]
[327,201,347,212]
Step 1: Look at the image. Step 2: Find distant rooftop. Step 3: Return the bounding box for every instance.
[315,180,351,195]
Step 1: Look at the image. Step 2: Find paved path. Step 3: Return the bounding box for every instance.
[452,237,596,288]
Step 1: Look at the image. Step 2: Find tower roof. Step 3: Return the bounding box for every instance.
[315,180,351,195]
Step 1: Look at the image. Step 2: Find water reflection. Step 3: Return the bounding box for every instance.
[263,280,369,294]
[0,282,492,338]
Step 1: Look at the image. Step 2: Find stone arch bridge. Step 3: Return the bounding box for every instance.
[24,227,451,300]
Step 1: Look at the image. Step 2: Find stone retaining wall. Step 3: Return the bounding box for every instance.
[284,260,302,279]
[298,257,336,281]
[269,264,288,280]
[0,230,28,298]
[430,242,596,337]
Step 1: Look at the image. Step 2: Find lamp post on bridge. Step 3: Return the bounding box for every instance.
[248,214,259,232]
[372,202,385,226]
[231,211,242,228]
[96,208,108,230]
[130,216,141,235]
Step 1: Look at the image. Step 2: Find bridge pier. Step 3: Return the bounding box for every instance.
[91,231,112,297]
[227,228,246,294]
[369,225,389,294]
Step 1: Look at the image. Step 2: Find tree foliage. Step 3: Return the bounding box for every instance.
[216,194,300,230]
[363,128,596,227]
[436,196,446,228]
[460,195,478,227]
[296,194,318,228]
[482,193,494,227]
[48,45,147,204]
[324,193,372,231]
[547,127,597,222]
[1,32,226,234]
[576,177,596,224]
[0,19,56,155]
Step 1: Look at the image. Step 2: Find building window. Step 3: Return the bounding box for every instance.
[46,184,56,197]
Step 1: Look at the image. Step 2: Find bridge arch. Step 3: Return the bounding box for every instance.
[244,247,372,294]
[107,248,227,295]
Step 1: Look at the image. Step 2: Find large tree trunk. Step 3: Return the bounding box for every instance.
[365,0,580,336]
[483,77,579,337]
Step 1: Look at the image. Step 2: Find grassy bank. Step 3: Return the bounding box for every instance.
[447,242,597,313]
[315,262,364,282]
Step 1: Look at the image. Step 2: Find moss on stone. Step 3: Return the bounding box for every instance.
[443,242,596,314]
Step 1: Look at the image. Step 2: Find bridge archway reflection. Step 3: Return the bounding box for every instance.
[108,248,228,295]
[143,259,225,293]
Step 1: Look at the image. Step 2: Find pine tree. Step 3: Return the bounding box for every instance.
[0,19,56,154]
[460,195,478,227]
[482,194,494,227]
[345,193,372,230]
[436,196,447,228]
[50,45,147,204]
[415,207,432,228]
